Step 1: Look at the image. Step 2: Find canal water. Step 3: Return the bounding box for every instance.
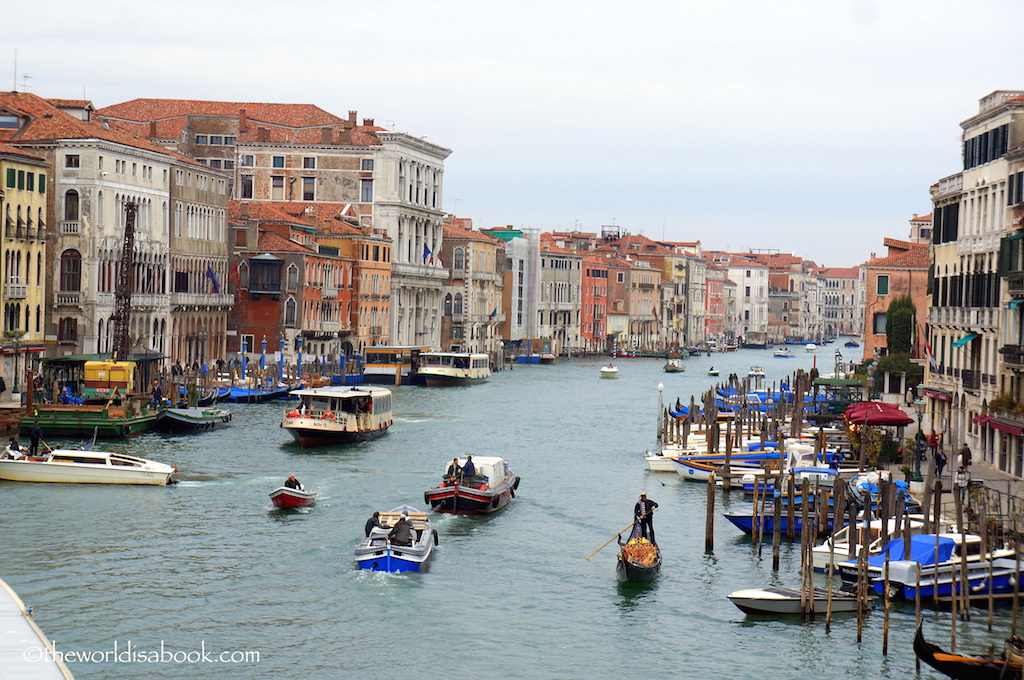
[0,347,1012,679]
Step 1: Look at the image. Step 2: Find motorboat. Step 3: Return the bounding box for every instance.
[269,485,317,509]
[748,366,765,378]
[836,532,1016,584]
[810,516,956,572]
[424,455,520,515]
[727,586,860,615]
[281,385,393,448]
[354,505,436,572]
[805,343,818,352]
[663,359,685,373]
[219,385,290,403]
[0,444,175,485]
[415,351,491,386]
[914,626,1023,680]
[154,407,232,433]
[875,556,1021,600]
[600,364,619,379]
[773,348,795,358]
[539,353,557,364]
[844,340,860,348]
[708,367,720,376]
[616,523,661,582]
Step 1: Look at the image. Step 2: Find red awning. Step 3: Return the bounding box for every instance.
[843,401,914,426]
[923,388,952,402]
[973,414,993,425]
[990,420,1024,437]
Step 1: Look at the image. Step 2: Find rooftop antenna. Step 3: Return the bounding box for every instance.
[19,74,32,92]
[12,49,16,91]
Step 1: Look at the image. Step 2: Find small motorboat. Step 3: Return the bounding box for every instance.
[727,586,860,615]
[354,505,436,572]
[663,359,685,373]
[805,343,818,352]
[747,365,765,378]
[708,367,720,376]
[154,407,233,433]
[0,444,175,485]
[914,626,1023,680]
[844,340,860,348]
[600,364,619,379]
[269,486,317,509]
[424,455,520,515]
[616,523,661,582]
[773,348,794,358]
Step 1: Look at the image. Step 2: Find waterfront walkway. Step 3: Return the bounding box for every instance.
[0,577,74,679]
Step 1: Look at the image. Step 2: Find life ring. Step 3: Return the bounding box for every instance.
[287,410,300,418]
[321,412,336,421]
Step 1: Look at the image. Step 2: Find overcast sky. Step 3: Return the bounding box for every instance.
[6,0,1024,266]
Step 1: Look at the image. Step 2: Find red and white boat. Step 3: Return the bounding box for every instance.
[424,455,520,515]
[269,486,317,508]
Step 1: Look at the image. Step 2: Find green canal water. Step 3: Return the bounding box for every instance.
[0,347,1015,679]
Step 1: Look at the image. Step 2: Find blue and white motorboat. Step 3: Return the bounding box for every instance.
[773,348,795,358]
[874,556,1021,600]
[354,505,436,572]
[838,533,1016,585]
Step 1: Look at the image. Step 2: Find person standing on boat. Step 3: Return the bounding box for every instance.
[284,474,303,491]
[364,511,384,536]
[461,455,476,480]
[151,380,163,407]
[27,419,42,457]
[634,493,659,544]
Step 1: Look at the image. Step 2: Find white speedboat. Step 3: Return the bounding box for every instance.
[773,348,794,358]
[415,351,490,386]
[727,586,860,615]
[354,505,436,572]
[281,385,393,448]
[0,446,175,485]
[747,365,765,378]
[663,359,685,373]
[805,343,818,352]
[600,364,619,378]
[810,516,957,571]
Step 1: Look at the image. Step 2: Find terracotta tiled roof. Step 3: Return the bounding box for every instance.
[257,229,315,254]
[0,142,44,162]
[814,266,860,278]
[96,98,384,147]
[443,222,502,244]
[865,243,929,269]
[540,240,575,256]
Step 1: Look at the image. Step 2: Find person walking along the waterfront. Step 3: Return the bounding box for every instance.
[935,447,947,479]
[958,443,972,469]
[956,466,969,504]
[634,493,659,544]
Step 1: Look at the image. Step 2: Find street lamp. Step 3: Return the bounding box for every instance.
[912,397,927,483]
[198,323,208,372]
[296,335,304,380]
[8,329,25,394]
[279,333,286,384]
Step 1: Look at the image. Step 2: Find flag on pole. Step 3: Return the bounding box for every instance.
[423,244,434,264]
[488,308,497,320]
[205,265,220,293]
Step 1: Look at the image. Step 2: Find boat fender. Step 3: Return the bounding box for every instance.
[121,425,131,437]
[423,492,430,506]
[492,496,501,508]
[513,477,521,491]
[432,529,438,545]
[510,487,515,498]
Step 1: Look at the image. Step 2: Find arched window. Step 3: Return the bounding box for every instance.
[453,247,465,271]
[453,293,463,315]
[64,190,80,221]
[287,264,298,291]
[239,263,249,289]
[58,317,78,342]
[60,249,82,291]
[443,293,453,316]
[284,298,297,326]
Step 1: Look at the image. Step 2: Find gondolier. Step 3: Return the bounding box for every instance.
[634,493,659,544]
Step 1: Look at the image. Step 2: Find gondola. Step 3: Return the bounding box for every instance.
[615,523,661,582]
[914,626,1023,680]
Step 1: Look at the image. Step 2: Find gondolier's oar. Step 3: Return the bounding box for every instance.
[585,510,653,560]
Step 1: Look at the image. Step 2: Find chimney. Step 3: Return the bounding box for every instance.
[347,111,357,129]
[257,127,268,142]
[239,108,248,132]
[320,126,333,144]
[148,120,157,138]
[242,202,250,218]
[363,118,374,127]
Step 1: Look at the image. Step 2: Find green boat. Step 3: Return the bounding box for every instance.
[21,404,159,439]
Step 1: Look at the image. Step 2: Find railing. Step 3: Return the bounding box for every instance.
[4,283,26,299]
[61,220,81,235]
[1000,344,1024,367]
[1008,272,1024,297]
[961,368,981,390]
[55,292,80,305]
[323,287,339,298]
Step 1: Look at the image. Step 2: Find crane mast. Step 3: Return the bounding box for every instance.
[111,202,136,362]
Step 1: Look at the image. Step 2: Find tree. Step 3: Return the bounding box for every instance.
[885,294,915,355]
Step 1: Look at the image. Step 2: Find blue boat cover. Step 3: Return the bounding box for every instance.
[746,442,779,451]
[867,535,955,568]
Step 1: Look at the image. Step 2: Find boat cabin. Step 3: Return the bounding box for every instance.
[291,386,392,418]
[82,361,136,400]
[444,455,509,484]
[362,345,432,385]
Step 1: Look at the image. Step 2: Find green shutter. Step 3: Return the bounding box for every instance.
[38,174,45,193]
[5,168,13,188]
[16,170,24,190]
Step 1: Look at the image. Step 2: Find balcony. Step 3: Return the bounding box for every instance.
[4,283,26,299]
[323,287,339,299]
[1001,344,1024,369]
[961,368,981,391]
[1009,272,1024,297]
[61,220,81,235]
[55,292,81,305]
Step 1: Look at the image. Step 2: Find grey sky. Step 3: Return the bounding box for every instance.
[6,0,1024,266]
